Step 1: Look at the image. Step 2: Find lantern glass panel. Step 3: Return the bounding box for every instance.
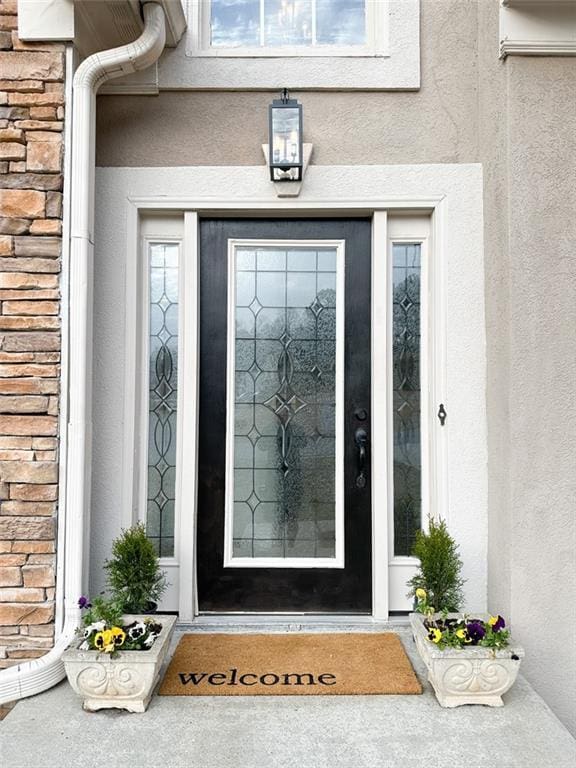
[271,107,301,167]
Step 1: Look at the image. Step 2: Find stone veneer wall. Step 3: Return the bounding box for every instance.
[0,1,63,669]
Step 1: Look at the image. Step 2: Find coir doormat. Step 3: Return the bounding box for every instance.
[159,633,422,696]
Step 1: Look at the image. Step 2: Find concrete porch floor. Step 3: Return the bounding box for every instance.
[1,622,575,768]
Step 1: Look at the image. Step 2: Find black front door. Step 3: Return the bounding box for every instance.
[197,219,372,612]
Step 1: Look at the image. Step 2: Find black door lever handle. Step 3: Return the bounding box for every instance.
[354,427,368,489]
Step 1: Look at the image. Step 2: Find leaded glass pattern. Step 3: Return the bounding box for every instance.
[230,245,341,560]
[392,243,422,556]
[147,243,179,557]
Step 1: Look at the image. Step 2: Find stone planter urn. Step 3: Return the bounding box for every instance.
[410,612,524,708]
[62,614,176,713]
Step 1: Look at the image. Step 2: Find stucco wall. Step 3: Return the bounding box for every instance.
[503,56,576,734]
[91,0,576,734]
[96,0,480,168]
[477,0,512,635]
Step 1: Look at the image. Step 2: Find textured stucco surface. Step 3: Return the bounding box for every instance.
[91,0,576,735]
[155,0,420,89]
[96,0,479,167]
[477,0,513,638]
[504,56,576,735]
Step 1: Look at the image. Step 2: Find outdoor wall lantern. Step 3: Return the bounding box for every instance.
[268,88,303,182]
[264,89,312,198]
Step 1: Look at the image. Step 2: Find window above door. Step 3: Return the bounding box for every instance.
[193,0,388,57]
[183,0,420,90]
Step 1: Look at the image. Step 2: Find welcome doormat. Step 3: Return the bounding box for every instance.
[159,633,422,696]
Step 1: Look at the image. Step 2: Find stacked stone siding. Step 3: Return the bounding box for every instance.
[0,0,63,668]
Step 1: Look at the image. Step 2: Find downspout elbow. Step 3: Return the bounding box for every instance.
[74,4,167,92]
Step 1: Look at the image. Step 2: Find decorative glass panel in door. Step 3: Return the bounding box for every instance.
[229,243,343,565]
[197,219,372,613]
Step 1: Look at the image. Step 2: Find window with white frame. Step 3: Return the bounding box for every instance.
[198,0,387,56]
[184,0,420,89]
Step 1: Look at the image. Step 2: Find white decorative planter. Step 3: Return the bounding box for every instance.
[62,614,176,713]
[410,613,524,708]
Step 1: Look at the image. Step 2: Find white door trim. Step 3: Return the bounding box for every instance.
[179,215,393,615]
[177,212,201,622]
[126,204,440,621]
[371,211,389,620]
[386,215,439,612]
[94,162,486,621]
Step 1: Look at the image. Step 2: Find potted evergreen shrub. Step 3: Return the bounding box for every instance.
[407,516,465,612]
[62,525,173,712]
[105,522,167,613]
[408,517,524,707]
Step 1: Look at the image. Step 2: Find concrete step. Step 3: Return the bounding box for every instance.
[1,625,574,768]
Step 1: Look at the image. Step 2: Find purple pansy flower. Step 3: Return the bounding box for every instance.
[466,620,486,643]
[78,596,92,609]
[492,615,506,632]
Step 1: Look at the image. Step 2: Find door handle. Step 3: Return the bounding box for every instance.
[354,427,369,489]
[437,403,447,426]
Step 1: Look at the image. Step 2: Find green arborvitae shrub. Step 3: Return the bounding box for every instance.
[105,522,166,613]
[407,517,466,612]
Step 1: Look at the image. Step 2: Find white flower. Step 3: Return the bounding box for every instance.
[143,633,157,648]
[128,622,146,640]
[83,620,105,638]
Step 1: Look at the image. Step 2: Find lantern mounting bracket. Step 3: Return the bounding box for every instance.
[262,142,314,198]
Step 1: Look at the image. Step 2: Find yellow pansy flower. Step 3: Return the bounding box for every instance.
[427,627,442,644]
[94,629,116,653]
[488,615,498,626]
[111,626,126,647]
[415,588,427,600]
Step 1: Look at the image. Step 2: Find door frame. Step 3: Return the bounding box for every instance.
[86,164,487,627]
[124,199,448,622]
[195,220,374,613]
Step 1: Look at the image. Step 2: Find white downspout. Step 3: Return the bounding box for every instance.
[0,3,166,706]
